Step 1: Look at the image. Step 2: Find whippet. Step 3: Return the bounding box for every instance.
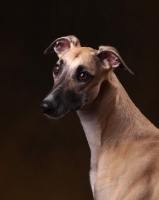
[40,35,159,200]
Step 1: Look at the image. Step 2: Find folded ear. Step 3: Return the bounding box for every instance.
[44,35,81,57]
[97,46,134,75]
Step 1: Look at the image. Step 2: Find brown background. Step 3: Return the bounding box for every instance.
[0,0,159,199]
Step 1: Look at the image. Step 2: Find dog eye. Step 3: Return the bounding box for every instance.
[78,72,90,81]
[53,65,60,74]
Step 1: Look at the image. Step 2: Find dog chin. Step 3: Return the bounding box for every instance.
[45,112,68,120]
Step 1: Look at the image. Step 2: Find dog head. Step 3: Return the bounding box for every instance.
[40,35,133,119]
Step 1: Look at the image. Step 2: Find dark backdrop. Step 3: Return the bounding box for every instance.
[1,1,159,200]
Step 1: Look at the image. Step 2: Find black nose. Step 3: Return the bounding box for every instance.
[40,101,55,116]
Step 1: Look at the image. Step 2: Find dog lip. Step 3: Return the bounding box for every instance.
[45,108,70,119]
[45,112,66,120]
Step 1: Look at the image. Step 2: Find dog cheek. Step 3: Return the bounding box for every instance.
[86,85,101,102]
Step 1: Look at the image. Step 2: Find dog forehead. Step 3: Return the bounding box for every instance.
[62,47,97,70]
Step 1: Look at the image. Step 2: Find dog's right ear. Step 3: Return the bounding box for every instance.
[44,35,81,58]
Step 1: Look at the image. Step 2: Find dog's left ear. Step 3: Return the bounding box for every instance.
[44,35,81,58]
[97,46,134,75]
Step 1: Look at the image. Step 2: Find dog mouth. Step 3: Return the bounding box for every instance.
[42,102,84,119]
[45,110,69,120]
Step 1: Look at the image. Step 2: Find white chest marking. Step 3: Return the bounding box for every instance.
[77,111,101,195]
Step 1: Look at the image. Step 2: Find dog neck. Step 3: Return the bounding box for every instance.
[77,72,155,170]
[77,72,159,195]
